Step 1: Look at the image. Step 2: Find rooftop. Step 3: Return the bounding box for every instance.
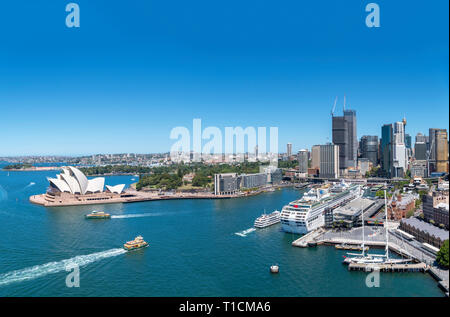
[334,197,375,217]
[401,217,449,241]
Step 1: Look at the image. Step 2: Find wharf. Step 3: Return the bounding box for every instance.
[348,262,427,272]
[335,244,369,251]
[292,226,449,295]
[291,228,325,247]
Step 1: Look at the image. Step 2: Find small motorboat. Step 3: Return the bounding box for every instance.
[270,265,279,273]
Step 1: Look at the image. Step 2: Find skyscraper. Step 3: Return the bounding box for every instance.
[415,133,427,143]
[319,144,340,179]
[297,149,308,174]
[332,109,357,171]
[311,145,321,170]
[429,128,449,173]
[405,133,412,158]
[381,124,393,178]
[360,135,379,166]
[414,141,427,161]
[405,134,412,149]
[392,121,407,177]
[344,110,358,169]
[287,143,292,157]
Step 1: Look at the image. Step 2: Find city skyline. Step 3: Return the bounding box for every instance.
[1,1,448,156]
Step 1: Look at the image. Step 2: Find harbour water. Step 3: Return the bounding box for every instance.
[0,164,443,296]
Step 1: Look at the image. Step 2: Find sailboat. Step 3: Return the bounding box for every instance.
[343,183,411,265]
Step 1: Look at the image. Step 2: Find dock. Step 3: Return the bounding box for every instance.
[291,228,325,247]
[292,226,449,295]
[348,262,427,272]
[335,244,369,251]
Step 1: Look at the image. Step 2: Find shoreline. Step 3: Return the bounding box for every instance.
[2,166,61,172]
[29,183,297,207]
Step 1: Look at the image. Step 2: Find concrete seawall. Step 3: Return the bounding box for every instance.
[29,184,294,207]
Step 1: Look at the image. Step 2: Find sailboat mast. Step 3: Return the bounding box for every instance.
[361,186,365,257]
[384,182,389,259]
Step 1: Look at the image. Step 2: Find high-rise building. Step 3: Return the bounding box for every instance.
[415,132,428,161]
[311,145,320,170]
[381,124,393,178]
[415,133,427,144]
[214,173,240,195]
[405,133,412,158]
[319,144,340,179]
[360,135,378,166]
[297,149,309,174]
[392,121,408,177]
[287,143,292,157]
[429,128,449,173]
[345,110,358,168]
[414,142,427,161]
[332,109,357,170]
[405,134,412,149]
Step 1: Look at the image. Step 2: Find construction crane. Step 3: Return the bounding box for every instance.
[331,96,338,117]
[343,94,346,111]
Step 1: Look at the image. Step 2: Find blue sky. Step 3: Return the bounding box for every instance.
[0,0,448,156]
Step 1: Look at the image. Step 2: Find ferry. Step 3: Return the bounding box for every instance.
[280,182,361,234]
[85,210,111,219]
[254,210,281,228]
[123,235,149,251]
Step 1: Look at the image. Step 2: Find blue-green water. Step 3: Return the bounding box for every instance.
[0,165,443,296]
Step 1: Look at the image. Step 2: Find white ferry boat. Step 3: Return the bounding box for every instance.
[254,210,281,228]
[280,182,361,234]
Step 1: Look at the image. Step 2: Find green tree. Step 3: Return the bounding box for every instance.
[415,199,421,209]
[192,174,209,187]
[436,240,449,268]
[405,169,411,178]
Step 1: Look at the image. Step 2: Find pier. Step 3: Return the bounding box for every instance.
[292,226,450,295]
[291,228,325,247]
[335,244,369,251]
[348,262,427,273]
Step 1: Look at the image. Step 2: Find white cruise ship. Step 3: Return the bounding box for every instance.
[254,210,281,228]
[280,182,361,234]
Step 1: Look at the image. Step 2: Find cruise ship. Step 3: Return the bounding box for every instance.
[254,210,281,228]
[280,182,361,234]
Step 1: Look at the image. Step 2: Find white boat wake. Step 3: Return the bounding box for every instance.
[111,213,163,219]
[25,182,35,188]
[235,228,256,237]
[0,248,126,287]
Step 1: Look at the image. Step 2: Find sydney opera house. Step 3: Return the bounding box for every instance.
[30,166,131,206]
[47,166,125,195]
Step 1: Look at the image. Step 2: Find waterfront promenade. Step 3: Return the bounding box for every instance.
[29,183,295,207]
[292,226,449,295]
